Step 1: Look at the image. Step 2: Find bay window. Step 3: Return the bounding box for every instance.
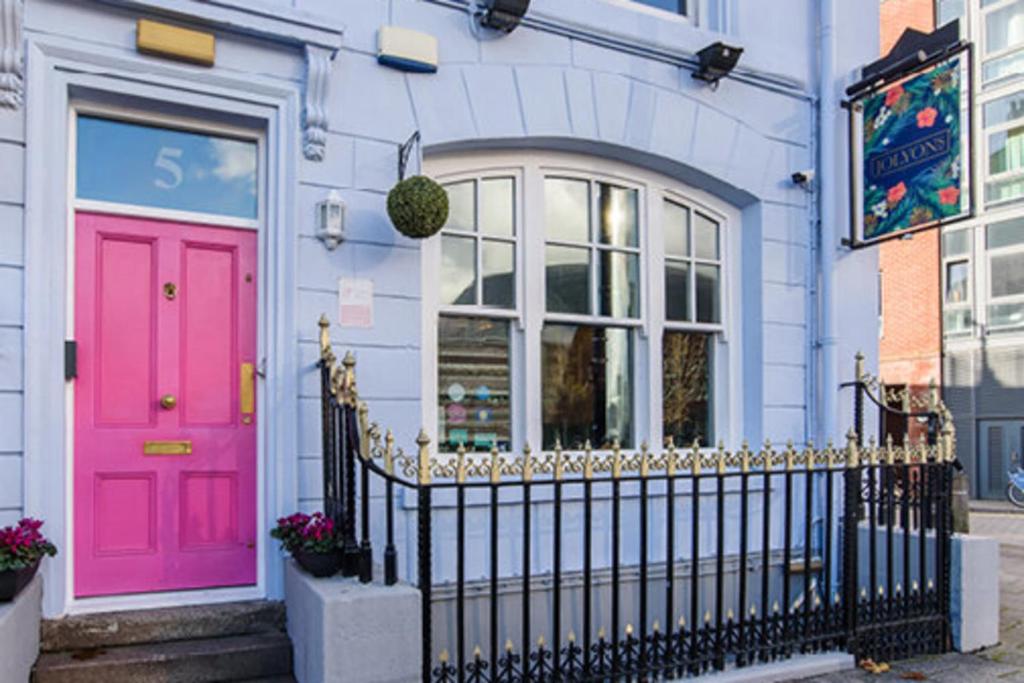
[427,154,732,456]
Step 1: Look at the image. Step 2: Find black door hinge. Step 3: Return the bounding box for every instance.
[65,340,77,380]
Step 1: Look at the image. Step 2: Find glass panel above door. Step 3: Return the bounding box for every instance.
[76,116,258,220]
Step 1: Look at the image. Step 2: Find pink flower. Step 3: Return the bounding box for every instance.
[938,186,960,205]
[884,84,904,107]
[887,182,907,204]
[916,107,938,128]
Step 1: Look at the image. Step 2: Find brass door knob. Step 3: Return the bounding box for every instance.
[160,394,177,410]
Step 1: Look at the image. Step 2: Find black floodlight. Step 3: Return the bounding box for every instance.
[479,0,531,33]
[692,42,743,86]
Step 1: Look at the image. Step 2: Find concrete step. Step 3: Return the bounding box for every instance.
[32,632,293,683]
[41,600,285,652]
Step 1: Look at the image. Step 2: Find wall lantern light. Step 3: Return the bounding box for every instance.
[316,190,346,250]
[477,0,531,34]
[692,42,743,88]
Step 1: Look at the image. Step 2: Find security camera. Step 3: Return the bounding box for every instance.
[791,170,814,188]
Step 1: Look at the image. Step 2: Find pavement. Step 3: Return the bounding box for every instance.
[797,500,1024,682]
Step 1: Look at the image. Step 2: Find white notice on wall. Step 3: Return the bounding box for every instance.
[339,278,374,328]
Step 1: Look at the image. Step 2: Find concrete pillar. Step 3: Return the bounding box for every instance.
[0,575,42,683]
[951,534,999,652]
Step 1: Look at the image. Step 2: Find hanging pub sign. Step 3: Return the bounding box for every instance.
[846,27,973,247]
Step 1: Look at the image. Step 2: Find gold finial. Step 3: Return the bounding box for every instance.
[384,429,395,475]
[750,605,757,616]
[358,403,371,460]
[805,441,815,470]
[717,441,727,475]
[417,429,431,485]
[522,443,533,482]
[826,438,837,467]
[584,440,594,480]
[941,421,955,462]
[741,440,750,473]
[878,585,885,596]
[860,587,868,599]
[554,440,564,481]
[625,624,633,636]
[772,601,780,614]
[505,639,514,652]
[846,429,860,468]
[473,645,482,659]
[652,620,660,632]
[456,443,467,484]
[834,593,840,604]
[913,580,920,592]
[318,314,331,358]
[763,440,774,471]
[678,616,686,628]
[868,435,879,466]
[537,635,545,648]
[567,630,576,643]
[727,609,734,621]
[612,440,622,479]
[896,582,902,594]
[597,627,606,640]
[814,595,821,608]
[785,440,796,471]
[928,579,934,590]
[666,437,677,477]
[855,351,865,382]
[490,446,501,484]
[341,351,358,405]
[439,649,449,664]
[640,442,650,478]
[704,611,711,624]
[691,440,702,475]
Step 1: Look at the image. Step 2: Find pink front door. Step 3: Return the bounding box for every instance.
[74,212,258,597]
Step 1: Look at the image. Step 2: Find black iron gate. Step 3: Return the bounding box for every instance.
[316,319,954,681]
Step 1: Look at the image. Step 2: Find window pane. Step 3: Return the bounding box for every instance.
[438,317,511,452]
[663,331,712,448]
[481,178,514,237]
[942,229,970,256]
[944,307,973,335]
[989,301,1024,328]
[984,91,1024,127]
[632,0,686,13]
[694,213,720,260]
[76,116,258,219]
[985,175,1024,202]
[443,180,475,231]
[985,0,1024,55]
[664,201,690,257]
[441,235,476,305]
[482,240,515,308]
[665,260,690,321]
[988,216,1024,249]
[542,325,633,449]
[545,178,590,242]
[696,264,721,323]
[545,245,590,314]
[946,260,969,303]
[598,183,638,247]
[991,252,1024,297]
[988,126,1024,175]
[937,0,965,26]
[983,50,1024,82]
[599,251,640,318]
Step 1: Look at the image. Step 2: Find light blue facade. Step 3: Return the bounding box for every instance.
[0,0,880,617]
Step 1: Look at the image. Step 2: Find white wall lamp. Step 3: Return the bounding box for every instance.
[316,190,346,250]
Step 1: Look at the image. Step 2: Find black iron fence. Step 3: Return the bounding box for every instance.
[316,318,955,682]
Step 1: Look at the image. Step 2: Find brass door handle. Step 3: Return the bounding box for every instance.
[160,394,177,410]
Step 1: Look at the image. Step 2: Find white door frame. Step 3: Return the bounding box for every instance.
[23,35,302,618]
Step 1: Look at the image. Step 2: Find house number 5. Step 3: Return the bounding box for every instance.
[154,146,184,190]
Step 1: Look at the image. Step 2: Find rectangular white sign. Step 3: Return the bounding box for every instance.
[339,278,373,329]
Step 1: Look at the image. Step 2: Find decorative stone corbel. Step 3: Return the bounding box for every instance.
[0,0,24,109]
[303,45,334,161]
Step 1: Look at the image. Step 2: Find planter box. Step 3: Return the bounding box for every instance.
[284,560,420,683]
[0,574,41,683]
[0,561,40,603]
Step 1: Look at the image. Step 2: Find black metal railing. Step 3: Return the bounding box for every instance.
[316,318,955,682]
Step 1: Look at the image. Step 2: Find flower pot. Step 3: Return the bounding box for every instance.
[0,559,40,603]
[294,549,342,578]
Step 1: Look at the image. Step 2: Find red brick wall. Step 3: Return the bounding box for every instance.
[878,0,940,438]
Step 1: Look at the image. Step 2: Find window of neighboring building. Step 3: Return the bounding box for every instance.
[428,154,731,456]
[982,0,1024,84]
[631,0,687,15]
[986,216,1024,329]
[984,91,1024,203]
[943,228,974,335]
[936,0,966,26]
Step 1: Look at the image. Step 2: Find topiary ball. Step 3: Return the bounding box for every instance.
[387,175,449,239]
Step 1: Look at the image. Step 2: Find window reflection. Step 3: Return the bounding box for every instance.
[663,331,712,447]
[542,325,633,449]
[545,178,590,243]
[545,245,590,314]
[441,235,476,305]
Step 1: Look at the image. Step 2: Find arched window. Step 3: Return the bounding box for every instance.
[423,152,737,454]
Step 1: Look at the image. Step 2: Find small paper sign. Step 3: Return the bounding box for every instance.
[339,278,373,328]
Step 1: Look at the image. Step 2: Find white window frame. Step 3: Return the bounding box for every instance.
[423,151,740,457]
[985,218,1024,329]
[942,227,974,336]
